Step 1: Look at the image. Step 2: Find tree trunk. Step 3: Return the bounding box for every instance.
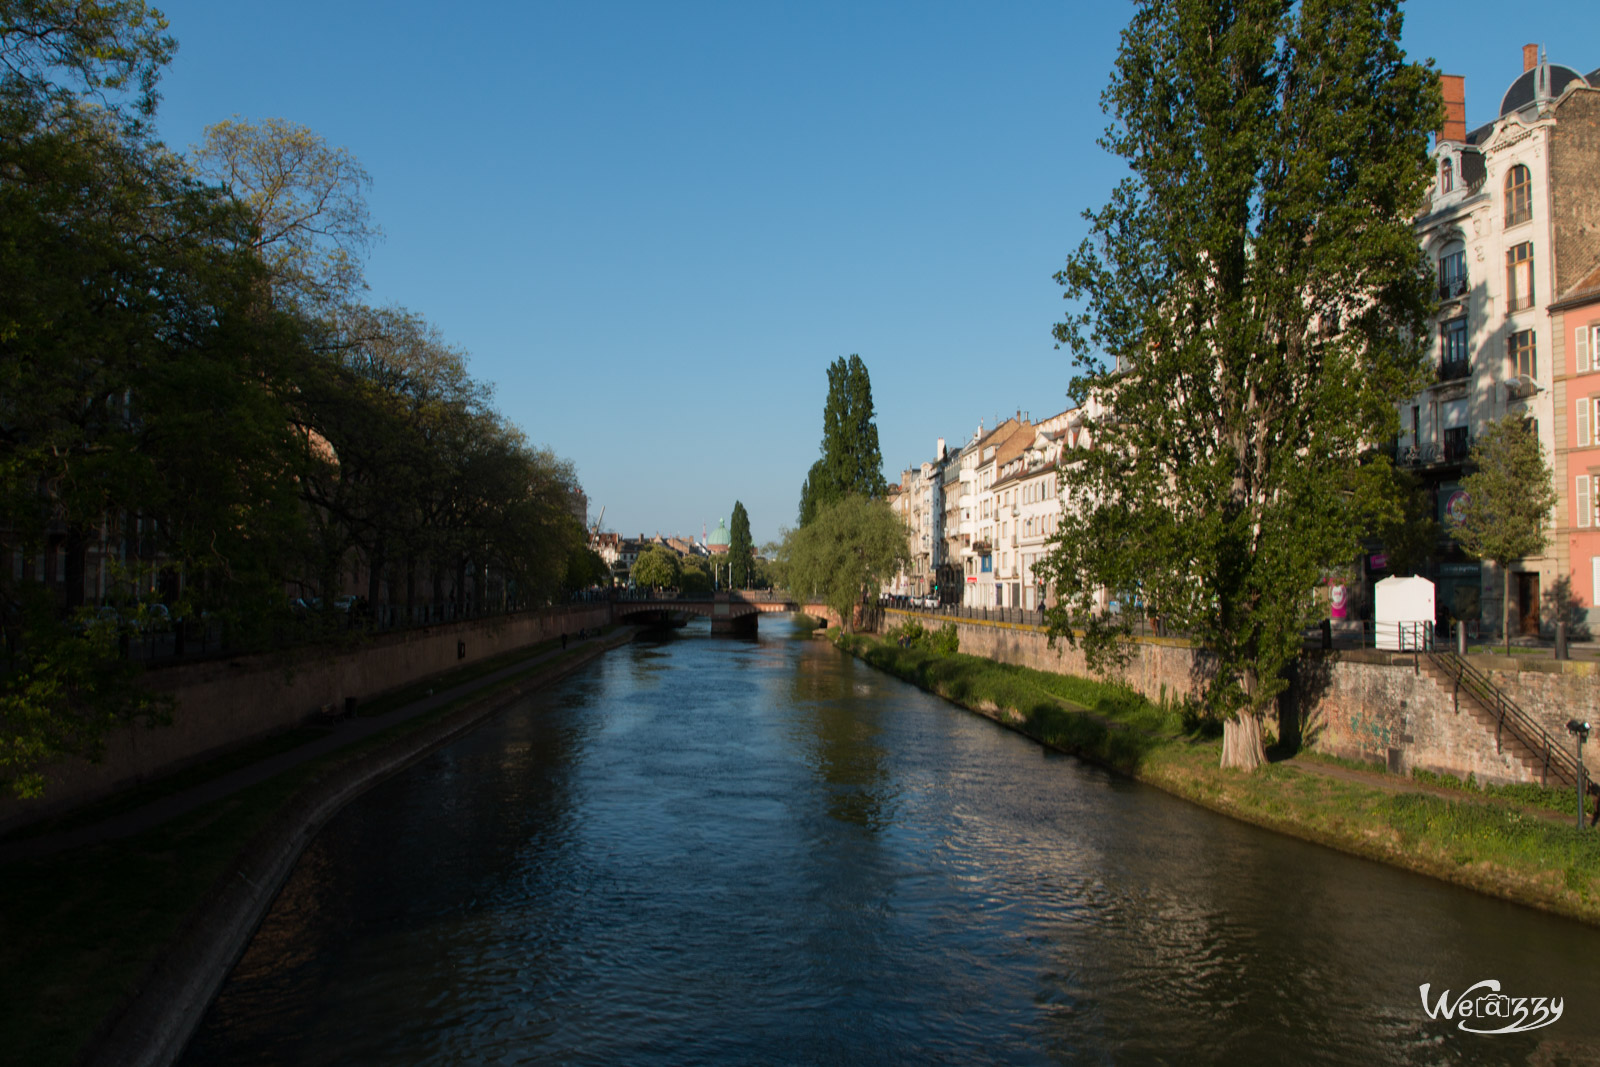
[1503,564,1512,655]
[1220,711,1267,771]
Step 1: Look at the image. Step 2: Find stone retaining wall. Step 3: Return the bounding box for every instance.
[0,605,610,833]
[884,609,1597,788]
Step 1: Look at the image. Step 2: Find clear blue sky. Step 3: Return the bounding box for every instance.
[146,2,1600,546]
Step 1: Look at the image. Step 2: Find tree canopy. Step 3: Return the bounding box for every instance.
[631,546,681,591]
[0,10,589,797]
[1450,415,1557,652]
[1040,0,1439,770]
[779,496,909,631]
[798,355,886,525]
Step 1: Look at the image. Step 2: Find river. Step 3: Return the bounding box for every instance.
[180,618,1600,1064]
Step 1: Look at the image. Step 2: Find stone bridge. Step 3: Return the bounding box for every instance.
[610,592,838,634]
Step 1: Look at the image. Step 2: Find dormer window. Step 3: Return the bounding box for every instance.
[1505,164,1532,225]
[1440,157,1453,193]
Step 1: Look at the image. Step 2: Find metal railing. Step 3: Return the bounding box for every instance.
[1426,646,1581,790]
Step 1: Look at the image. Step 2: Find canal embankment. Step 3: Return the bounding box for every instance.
[1,627,636,1067]
[0,604,612,837]
[834,626,1600,927]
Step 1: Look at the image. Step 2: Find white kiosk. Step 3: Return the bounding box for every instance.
[1374,575,1435,650]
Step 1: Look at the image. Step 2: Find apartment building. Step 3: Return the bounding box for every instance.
[1393,45,1600,636]
[1552,268,1600,630]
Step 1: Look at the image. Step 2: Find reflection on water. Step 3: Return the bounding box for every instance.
[182,617,1600,1065]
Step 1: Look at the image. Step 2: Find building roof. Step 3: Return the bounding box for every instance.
[1499,63,1589,116]
[1551,265,1600,311]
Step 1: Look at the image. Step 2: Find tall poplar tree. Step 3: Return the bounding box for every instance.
[1040,0,1439,770]
[798,354,886,525]
[729,501,754,588]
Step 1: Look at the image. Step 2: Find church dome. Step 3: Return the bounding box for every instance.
[707,518,731,547]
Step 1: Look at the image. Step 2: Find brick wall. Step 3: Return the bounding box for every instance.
[0,604,610,832]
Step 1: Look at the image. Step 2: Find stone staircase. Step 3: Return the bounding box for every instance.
[1419,649,1582,791]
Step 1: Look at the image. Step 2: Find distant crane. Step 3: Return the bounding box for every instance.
[588,505,606,546]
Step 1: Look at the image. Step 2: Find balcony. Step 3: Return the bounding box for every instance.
[1395,430,1472,470]
[1437,275,1469,300]
[1437,358,1470,382]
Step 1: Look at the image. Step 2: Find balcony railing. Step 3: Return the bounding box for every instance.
[1437,275,1469,300]
[1396,433,1473,469]
[1437,358,1470,382]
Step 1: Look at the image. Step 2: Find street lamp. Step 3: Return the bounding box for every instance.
[1568,719,1591,830]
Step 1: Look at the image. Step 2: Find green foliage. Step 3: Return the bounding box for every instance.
[0,0,176,117]
[1,592,172,798]
[565,546,609,593]
[779,496,909,631]
[630,546,681,590]
[798,355,886,525]
[1450,415,1558,647]
[728,500,754,588]
[885,619,960,656]
[0,14,589,796]
[192,117,379,314]
[1042,0,1439,729]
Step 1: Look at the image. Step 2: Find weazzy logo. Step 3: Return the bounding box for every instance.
[1420,980,1563,1035]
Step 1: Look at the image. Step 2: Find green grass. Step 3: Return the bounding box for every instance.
[834,631,1187,772]
[0,632,618,1067]
[1410,766,1597,819]
[836,629,1600,926]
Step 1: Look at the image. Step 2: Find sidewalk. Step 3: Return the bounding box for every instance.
[0,631,616,864]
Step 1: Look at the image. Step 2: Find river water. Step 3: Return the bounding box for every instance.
[181,619,1599,1065]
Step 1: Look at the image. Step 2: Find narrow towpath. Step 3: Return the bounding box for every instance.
[1275,755,1587,826]
[1,632,615,863]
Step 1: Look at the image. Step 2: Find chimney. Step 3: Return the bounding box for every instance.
[1439,74,1466,144]
[1523,43,1538,73]
[936,436,945,460]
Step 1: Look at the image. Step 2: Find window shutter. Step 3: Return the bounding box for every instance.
[1580,400,1592,447]
[1580,325,1592,374]
[1579,476,1592,529]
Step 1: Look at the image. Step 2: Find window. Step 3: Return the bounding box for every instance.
[1579,324,1599,374]
[1506,243,1534,311]
[1438,250,1467,299]
[1508,329,1536,378]
[1505,164,1532,225]
[1440,157,1453,193]
[1440,318,1468,376]
[1579,476,1592,529]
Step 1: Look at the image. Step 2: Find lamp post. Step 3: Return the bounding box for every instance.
[1568,719,1591,830]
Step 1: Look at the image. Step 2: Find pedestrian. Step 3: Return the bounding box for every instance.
[561,632,568,650]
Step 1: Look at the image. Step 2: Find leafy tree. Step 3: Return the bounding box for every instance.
[729,501,754,588]
[0,0,174,117]
[631,546,681,591]
[0,4,314,795]
[780,496,909,631]
[1040,0,1439,770]
[1450,415,1557,653]
[192,116,379,313]
[798,355,886,525]
[678,556,712,595]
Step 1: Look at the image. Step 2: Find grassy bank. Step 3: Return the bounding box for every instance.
[0,630,622,1067]
[834,630,1600,926]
